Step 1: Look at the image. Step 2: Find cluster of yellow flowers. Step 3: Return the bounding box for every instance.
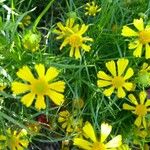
[1,1,150,149]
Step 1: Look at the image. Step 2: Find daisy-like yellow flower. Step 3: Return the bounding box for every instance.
[11,64,65,110]
[121,18,150,59]
[54,18,78,40]
[60,24,93,59]
[123,91,150,128]
[74,121,122,150]
[97,58,134,98]
[0,128,29,150]
[136,62,150,87]
[85,1,101,16]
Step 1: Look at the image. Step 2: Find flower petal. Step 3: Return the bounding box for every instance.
[60,38,69,50]
[103,87,115,97]
[11,82,30,94]
[105,135,122,148]
[117,59,128,76]
[74,138,92,150]
[49,81,65,92]
[45,67,59,81]
[123,103,135,110]
[81,44,91,52]
[97,80,112,87]
[123,68,134,80]
[145,44,150,59]
[35,95,46,110]
[75,48,81,59]
[123,82,133,91]
[121,26,138,37]
[117,87,126,98]
[97,71,112,80]
[35,64,45,78]
[83,121,97,143]
[128,94,138,105]
[69,47,74,57]
[47,90,64,105]
[21,92,35,107]
[17,66,35,82]
[133,43,143,57]
[106,60,116,76]
[134,116,142,127]
[133,18,144,31]
[129,41,139,49]
[139,91,146,104]
[100,123,112,143]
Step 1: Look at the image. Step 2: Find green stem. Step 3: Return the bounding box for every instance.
[11,0,15,22]
[33,0,55,31]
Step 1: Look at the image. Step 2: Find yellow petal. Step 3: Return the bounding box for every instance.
[49,81,65,92]
[35,95,46,110]
[129,41,139,49]
[121,26,138,37]
[117,59,129,76]
[11,82,30,94]
[78,24,89,35]
[74,138,92,150]
[35,64,45,78]
[57,22,65,31]
[97,80,112,87]
[133,18,144,31]
[45,67,59,81]
[123,103,135,110]
[21,92,35,107]
[100,123,112,143]
[69,47,74,57]
[103,87,114,96]
[66,18,75,28]
[145,99,150,106]
[106,60,116,76]
[123,68,134,80]
[81,44,91,52]
[97,71,112,80]
[47,90,64,105]
[133,43,143,57]
[134,116,142,127]
[83,121,97,142]
[139,91,146,104]
[60,38,69,50]
[145,44,150,59]
[105,135,122,148]
[0,135,6,140]
[17,66,35,82]
[117,87,126,98]
[128,94,138,105]
[123,82,133,91]
[75,47,81,59]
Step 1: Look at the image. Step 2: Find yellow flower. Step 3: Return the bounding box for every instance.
[97,58,134,98]
[74,121,122,150]
[136,62,150,87]
[60,24,93,59]
[0,128,29,150]
[11,64,65,110]
[54,18,78,40]
[0,83,6,91]
[85,1,101,16]
[19,15,31,29]
[123,91,150,128]
[121,18,150,59]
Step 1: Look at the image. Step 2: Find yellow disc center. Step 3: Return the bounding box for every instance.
[89,6,97,14]
[135,104,147,116]
[112,76,125,88]
[139,29,150,44]
[92,142,106,150]
[69,34,82,48]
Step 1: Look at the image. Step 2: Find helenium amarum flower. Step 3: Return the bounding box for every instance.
[121,18,150,59]
[74,121,122,150]
[97,58,134,98]
[11,64,65,110]
[123,91,150,128]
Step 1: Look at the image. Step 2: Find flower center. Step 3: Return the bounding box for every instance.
[135,104,147,116]
[31,79,48,95]
[89,6,97,14]
[112,76,125,88]
[92,142,106,150]
[139,29,150,44]
[69,34,82,48]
